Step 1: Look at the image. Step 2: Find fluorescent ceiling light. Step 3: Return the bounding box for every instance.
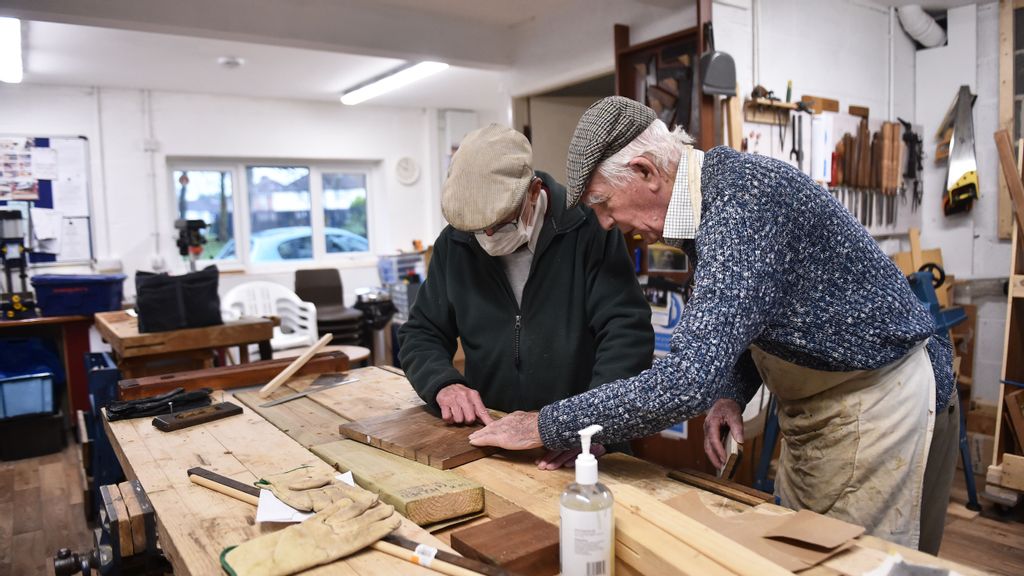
[340,61,448,105]
[0,17,22,84]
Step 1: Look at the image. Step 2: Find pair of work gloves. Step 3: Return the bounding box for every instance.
[221,467,401,576]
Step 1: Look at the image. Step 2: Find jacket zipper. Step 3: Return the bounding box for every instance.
[513,314,521,369]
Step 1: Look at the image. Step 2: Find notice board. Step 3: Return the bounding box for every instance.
[0,135,93,264]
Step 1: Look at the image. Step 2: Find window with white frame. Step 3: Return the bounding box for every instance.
[170,161,373,266]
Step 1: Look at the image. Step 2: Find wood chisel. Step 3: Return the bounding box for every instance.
[259,375,359,408]
[187,467,507,576]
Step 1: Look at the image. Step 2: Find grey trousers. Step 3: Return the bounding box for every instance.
[919,393,960,555]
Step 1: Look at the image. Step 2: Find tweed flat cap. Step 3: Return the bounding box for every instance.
[565,96,657,208]
[442,124,534,232]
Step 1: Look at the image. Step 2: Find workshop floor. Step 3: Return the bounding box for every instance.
[0,440,91,576]
[940,472,1024,575]
[2,442,1024,576]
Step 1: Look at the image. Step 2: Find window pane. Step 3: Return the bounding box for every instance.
[322,172,369,253]
[172,169,233,260]
[247,166,311,262]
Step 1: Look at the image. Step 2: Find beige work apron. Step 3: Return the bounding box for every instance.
[750,343,936,548]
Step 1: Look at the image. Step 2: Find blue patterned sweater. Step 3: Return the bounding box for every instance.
[538,146,954,450]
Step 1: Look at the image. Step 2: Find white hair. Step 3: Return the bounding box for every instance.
[588,120,693,204]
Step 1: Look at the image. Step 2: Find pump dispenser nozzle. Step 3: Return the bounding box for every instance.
[575,425,602,485]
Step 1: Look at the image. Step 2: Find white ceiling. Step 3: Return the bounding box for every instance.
[873,0,982,8]
[370,0,558,27]
[23,20,511,110]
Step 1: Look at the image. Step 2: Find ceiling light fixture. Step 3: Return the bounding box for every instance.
[340,61,448,106]
[0,17,23,84]
[217,56,245,70]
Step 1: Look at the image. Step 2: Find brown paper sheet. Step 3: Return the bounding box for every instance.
[666,492,863,572]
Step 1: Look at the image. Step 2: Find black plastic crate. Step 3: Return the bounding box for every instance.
[0,409,66,460]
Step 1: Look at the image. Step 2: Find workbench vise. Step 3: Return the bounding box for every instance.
[53,480,169,576]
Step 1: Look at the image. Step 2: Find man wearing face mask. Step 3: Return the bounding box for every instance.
[398,124,654,469]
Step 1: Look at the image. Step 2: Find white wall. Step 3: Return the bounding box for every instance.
[509,0,697,96]
[716,0,912,121]
[915,3,1008,405]
[717,1,1009,406]
[0,83,464,304]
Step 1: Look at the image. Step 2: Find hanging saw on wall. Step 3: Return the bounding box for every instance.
[936,85,978,216]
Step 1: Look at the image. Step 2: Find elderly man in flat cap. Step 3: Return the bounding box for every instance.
[469,98,958,552]
[399,123,654,469]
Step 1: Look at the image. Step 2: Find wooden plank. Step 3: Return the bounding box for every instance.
[667,469,773,507]
[117,351,349,399]
[995,130,1024,234]
[1001,453,1024,491]
[312,439,485,526]
[306,365,425,421]
[1012,274,1024,298]
[233,383,346,449]
[615,502,735,576]
[339,406,497,470]
[801,94,839,114]
[450,511,559,576]
[611,483,793,576]
[999,0,1014,239]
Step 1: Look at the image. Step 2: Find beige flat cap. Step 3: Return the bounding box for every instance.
[442,124,533,231]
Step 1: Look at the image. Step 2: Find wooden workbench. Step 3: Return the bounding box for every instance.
[94,310,274,378]
[105,366,985,575]
[104,392,448,575]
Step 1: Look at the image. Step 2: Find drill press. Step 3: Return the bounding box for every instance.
[0,209,36,319]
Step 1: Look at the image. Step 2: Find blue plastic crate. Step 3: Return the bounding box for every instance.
[0,372,54,418]
[31,273,126,317]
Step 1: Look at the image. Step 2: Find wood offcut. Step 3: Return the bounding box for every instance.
[338,406,498,469]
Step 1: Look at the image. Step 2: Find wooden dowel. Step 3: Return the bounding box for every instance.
[384,534,509,576]
[188,473,260,506]
[611,483,794,576]
[258,333,333,398]
[372,540,485,576]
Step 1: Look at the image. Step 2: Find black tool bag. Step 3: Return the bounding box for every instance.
[135,265,223,333]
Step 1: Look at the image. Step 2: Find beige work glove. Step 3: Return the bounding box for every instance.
[221,495,401,576]
[255,466,375,512]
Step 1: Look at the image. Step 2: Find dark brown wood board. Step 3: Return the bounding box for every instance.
[118,351,350,399]
[338,406,497,469]
[450,510,560,576]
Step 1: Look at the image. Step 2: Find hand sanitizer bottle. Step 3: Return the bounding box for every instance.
[560,424,614,576]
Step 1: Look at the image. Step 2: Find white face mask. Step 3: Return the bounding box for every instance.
[475,189,546,257]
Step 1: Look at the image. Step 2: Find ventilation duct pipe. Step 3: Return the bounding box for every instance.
[897,5,946,48]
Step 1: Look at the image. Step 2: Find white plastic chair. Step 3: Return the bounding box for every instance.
[221,281,319,354]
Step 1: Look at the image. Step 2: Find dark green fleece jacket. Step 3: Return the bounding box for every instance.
[398,173,654,414]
